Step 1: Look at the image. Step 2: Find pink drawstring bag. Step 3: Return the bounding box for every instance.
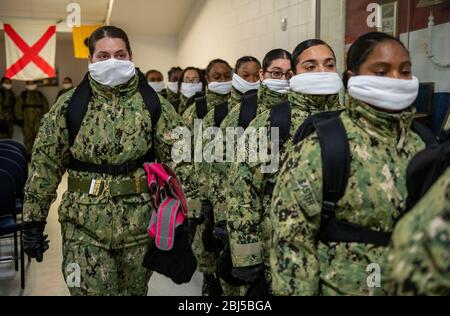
[144,163,188,251]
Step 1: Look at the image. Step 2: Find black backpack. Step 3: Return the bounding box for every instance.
[291,110,437,246]
[237,89,259,129]
[66,70,162,176]
[213,101,229,128]
[405,130,450,211]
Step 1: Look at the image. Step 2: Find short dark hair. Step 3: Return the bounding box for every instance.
[177,67,207,92]
[235,56,261,73]
[291,39,336,73]
[63,77,73,83]
[145,69,163,79]
[262,49,291,72]
[206,59,232,76]
[88,25,132,57]
[344,32,409,87]
[168,67,183,79]
[1,77,11,84]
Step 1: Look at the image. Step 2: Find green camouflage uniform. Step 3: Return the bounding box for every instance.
[56,88,73,102]
[22,74,201,296]
[269,96,425,296]
[209,84,288,223]
[15,90,49,153]
[388,167,450,296]
[194,88,240,295]
[0,87,16,139]
[189,89,230,272]
[178,94,191,116]
[182,90,230,131]
[227,91,340,276]
[166,87,180,107]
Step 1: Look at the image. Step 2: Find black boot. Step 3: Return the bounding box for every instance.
[202,273,223,296]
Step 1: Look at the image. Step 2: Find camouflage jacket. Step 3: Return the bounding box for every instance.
[0,88,16,121]
[166,87,180,107]
[269,96,425,296]
[228,91,340,268]
[14,90,49,121]
[181,90,230,131]
[194,88,239,200]
[388,167,450,296]
[23,74,201,248]
[208,85,289,222]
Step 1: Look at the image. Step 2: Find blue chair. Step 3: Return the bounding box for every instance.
[0,148,28,182]
[0,140,27,159]
[0,169,25,289]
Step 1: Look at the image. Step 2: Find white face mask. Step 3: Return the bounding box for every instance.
[208,81,232,95]
[26,84,37,91]
[2,83,12,90]
[180,82,203,98]
[167,82,179,93]
[262,79,289,94]
[232,73,260,94]
[63,83,73,90]
[348,75,419,111]
[88,58,136,88]
[148,81,165,93]
[290,72,343,95]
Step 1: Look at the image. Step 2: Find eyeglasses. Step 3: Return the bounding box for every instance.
[265,70,293,80]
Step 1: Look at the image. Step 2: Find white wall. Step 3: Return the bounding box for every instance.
[129,34,178,80]
[319,0,346,73]
[400,22,450,90]
[177,0,316,68]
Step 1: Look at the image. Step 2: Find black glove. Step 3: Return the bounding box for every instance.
[232,263,265,284]
[16,119,24,128]
[201,200,218,252]
[22,221,49,262]
[217,242,248,287]
[245,274,270,297]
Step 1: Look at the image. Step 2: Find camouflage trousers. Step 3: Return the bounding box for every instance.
[61,223,152,296]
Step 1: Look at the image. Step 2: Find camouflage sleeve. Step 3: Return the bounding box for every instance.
[227,112,271,267]
[389,168,450,296]
[270,137,323,296]
[22,91,74,222]
[154,96,201,219]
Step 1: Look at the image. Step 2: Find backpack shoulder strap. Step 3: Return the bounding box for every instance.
[137,70,161,132]
[66,73,92,146]
[195,95,208,119]
[214,101,229,127]
[315,114,351,214]
[237,89,258,129]
[269,101,291,147]
[411,120,437,147]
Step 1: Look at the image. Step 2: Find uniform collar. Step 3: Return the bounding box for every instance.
[346,95,416,151]
[257,83,287,109]
[88,73,138,100]
[288,90,339,114]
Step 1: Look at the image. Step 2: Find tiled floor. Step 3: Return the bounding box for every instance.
[0,127,202,296]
